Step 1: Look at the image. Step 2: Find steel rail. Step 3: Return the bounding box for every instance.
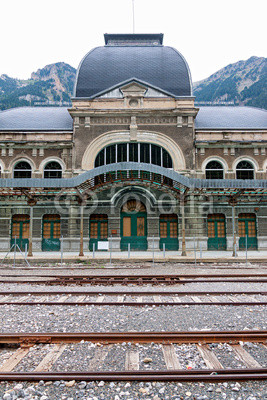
[0,274,267,278]
[1,331,266,344]
[0,291,266,295]
[0,301,266,306]
[0,369,266,382]
[0,278,266,285]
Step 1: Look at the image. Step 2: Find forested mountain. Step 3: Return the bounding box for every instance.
[0,63,76,110]
[0,57,266,110]
[193,56,267,109]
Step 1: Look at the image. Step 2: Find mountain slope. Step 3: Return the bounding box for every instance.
[0,57,266,110]
[193,56,267,109]
[0,62,76,110]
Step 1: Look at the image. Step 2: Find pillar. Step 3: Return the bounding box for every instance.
[79,205,84,257]
[28,206,33,257]
[181,199,187,256]
[232,203,238,257]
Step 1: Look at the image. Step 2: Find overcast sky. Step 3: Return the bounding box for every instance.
[1,0,266,82]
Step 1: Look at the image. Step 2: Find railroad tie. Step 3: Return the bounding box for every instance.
[230,344,262,368]
[125,351,139,371]
[95,295,105,303]
[172,296,182,303]
[87,345,111,370]
[162,344,181,370]
[34,344,67,372]
[191,296,202,303]
[75,295,87,303]
[196,344,224,370]
[0,347,31,372]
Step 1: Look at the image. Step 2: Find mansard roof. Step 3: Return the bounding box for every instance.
[74,34,192,98]
[0,107,73,131]
[195,106,267,130]
[0,106,266,132]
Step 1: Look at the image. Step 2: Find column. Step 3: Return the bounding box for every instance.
[28,205,33,257]
[231,202,238,257]
[79,205,84,257]
[181,199,187,256]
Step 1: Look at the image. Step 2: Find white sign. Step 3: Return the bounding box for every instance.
[98,241,109,250]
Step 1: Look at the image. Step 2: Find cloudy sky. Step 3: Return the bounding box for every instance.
[1,0,266,82]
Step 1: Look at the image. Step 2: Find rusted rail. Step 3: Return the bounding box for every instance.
[0,274,266,285]
[0,332,266,382]
[0,290,265,295]
[0,369,266,382]
[1,331,266,344]
[0,291,266,306]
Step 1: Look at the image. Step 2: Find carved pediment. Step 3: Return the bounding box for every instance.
[120,82,147,97]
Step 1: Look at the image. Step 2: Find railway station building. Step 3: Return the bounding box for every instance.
[0,33,266,255]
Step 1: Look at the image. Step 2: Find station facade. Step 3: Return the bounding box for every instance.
[0,34,266,254]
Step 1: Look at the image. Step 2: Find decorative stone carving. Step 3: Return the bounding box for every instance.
[85,117,91,128]
[177,116,183,127]
[74,117,79,128]
[188,116,193,127]
[130,116,138,141]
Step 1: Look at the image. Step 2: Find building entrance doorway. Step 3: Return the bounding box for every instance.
[120,200,147,251]
[238,213,257,249]
[11,214,30,251]
[89,214,108,251]
[207,214,227,250]
[159,214,178,250]
[42,214,61,251]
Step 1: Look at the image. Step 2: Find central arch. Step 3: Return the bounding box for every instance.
[120,199,147,251]
[81,130,186,171]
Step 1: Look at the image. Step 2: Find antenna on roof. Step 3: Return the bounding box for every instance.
[132,0,135,33]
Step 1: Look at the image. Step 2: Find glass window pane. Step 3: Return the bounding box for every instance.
[163,149,172,168]
[117,144,127,162]
[129,143,138,162]
[140,143,150,163]
[123,217,131,237]
[137,217,145,236]
[106,145,116,164]
[151,144,161,166]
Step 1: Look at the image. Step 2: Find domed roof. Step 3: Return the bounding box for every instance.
[74,34,192,98]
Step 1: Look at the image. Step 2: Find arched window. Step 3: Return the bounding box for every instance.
[205,161,224,179]
[95,143,173,169]
[236,161,254,180]
[44,161,62,179]
[14,161,32,179]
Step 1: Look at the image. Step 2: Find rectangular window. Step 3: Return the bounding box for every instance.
[106,146,116,164]
[140,143,150,163]
[129,143,138,162]
[151,144,161,166]
[90,222,98,238]
[123,217,131,237]
[117,144,127,162]
[137,217,145,236]
[169,221,178,238]
[160,221,168,238]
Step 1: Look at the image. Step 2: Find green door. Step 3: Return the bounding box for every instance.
[11,214,29,251]
[207,214,227,250]
[159,214,179,250]
[120,200,147,251]
[89,214,108,251]
[238,213,258,250]
[42,215,61,251]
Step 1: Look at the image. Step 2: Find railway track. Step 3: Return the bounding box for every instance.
[0,331,266,381]
[0,274,267,285]
[0,291,266,306]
